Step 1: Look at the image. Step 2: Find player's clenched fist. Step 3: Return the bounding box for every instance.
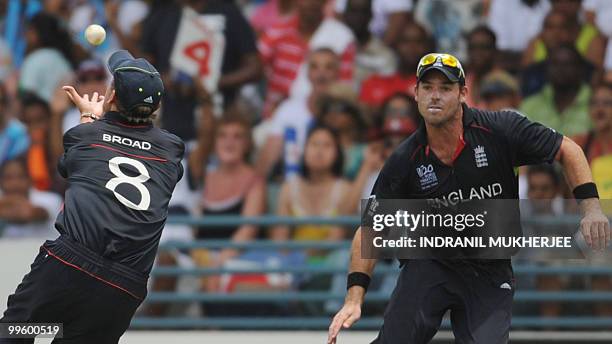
[579,199,611,251]
[328,300,362,344]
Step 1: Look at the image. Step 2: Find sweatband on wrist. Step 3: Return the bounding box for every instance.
[573,182,599,203]
[347,272,371,291]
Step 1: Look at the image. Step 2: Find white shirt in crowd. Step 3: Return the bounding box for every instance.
[487,0,550,52]
[2,189,63,239]
[268,97,314,165]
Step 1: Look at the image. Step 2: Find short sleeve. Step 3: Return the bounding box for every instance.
[369,152,409,199]
[370,170,394,198]
[491,111,563,167]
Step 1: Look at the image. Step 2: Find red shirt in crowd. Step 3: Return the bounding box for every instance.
[359,73,416,108]
[258,15,355,117]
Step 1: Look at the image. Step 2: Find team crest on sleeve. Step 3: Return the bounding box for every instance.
[417,164,438,190]
[474,145,488,168]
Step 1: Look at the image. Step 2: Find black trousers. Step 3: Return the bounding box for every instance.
[1,247,145,344]
[372,260,514,344]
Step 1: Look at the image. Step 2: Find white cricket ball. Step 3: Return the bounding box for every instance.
[85,24,106,46]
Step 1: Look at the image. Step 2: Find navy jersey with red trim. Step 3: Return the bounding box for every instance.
[370,104,563,271]
[55,111,185,274]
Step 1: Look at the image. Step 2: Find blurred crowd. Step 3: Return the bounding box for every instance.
[0,0,611,323]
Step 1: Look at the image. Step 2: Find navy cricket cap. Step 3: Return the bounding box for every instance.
[416,53,466,85]
[107,50,164,112]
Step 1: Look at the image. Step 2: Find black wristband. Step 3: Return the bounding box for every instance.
[347,272,371,291]
[573,182,599,203]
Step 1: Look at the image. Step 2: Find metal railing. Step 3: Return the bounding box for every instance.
[133,214,612,330]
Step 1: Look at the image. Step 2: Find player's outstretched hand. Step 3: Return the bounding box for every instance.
[580,208,611,251]
[328,301,361,344]
[62,86,105,118]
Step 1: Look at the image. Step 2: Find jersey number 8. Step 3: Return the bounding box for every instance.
[105,156,151,211]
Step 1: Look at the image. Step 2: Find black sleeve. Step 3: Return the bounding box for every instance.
[57,125,84,178]
[370,152,409,199]
[492,111,563,167]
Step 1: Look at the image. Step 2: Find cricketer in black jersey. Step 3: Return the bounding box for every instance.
[328,53,609,344]
[1,50,184,344]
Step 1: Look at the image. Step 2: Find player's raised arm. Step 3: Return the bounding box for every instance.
[328,227,377,344]
[555,136,611,250]
[62,85,106,123]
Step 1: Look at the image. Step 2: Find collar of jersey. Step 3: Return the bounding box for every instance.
[102,111,153,128]
[414,103,474,144]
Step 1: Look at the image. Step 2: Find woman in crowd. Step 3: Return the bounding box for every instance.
[271,125,353,253]
[191,114,266,292]
[317,88,366,180]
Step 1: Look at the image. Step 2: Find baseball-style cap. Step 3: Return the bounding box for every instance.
[479,70,519,98]
[416,53,465,85]
[107,50,164,112]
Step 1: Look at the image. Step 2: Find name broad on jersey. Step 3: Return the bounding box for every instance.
[102,133,151,150]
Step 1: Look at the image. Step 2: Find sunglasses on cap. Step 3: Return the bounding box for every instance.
[416,53,465,84]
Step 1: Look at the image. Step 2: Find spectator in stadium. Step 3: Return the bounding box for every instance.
[479,70,521,111]
[191,114,266,292]
[359,21,434,112]
[270,125,353,251]
[487,0,550,65]
[0,82,29,165]
[522,6,605,68]
[18,93,59,192]
[141,0,261,141]
[250,0,295,36]
[20,12,74,103]
[523,164,574,319]
[259,0,355,117]
[66,0,149,60]
[583,0,612,71]
[42,0,72,22]
[104,0,150,56]
[413,0,485,58]
[357,93,420,199]
[0,158,62,239]
[317,84,366,180]
[520,44,592,136]
[335,0,412,46]
[572,82,612,200]
[340,0,396,88]
[465,25,500,108]
[256,48,341,179]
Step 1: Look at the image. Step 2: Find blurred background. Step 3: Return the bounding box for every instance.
[0,0,611,342]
